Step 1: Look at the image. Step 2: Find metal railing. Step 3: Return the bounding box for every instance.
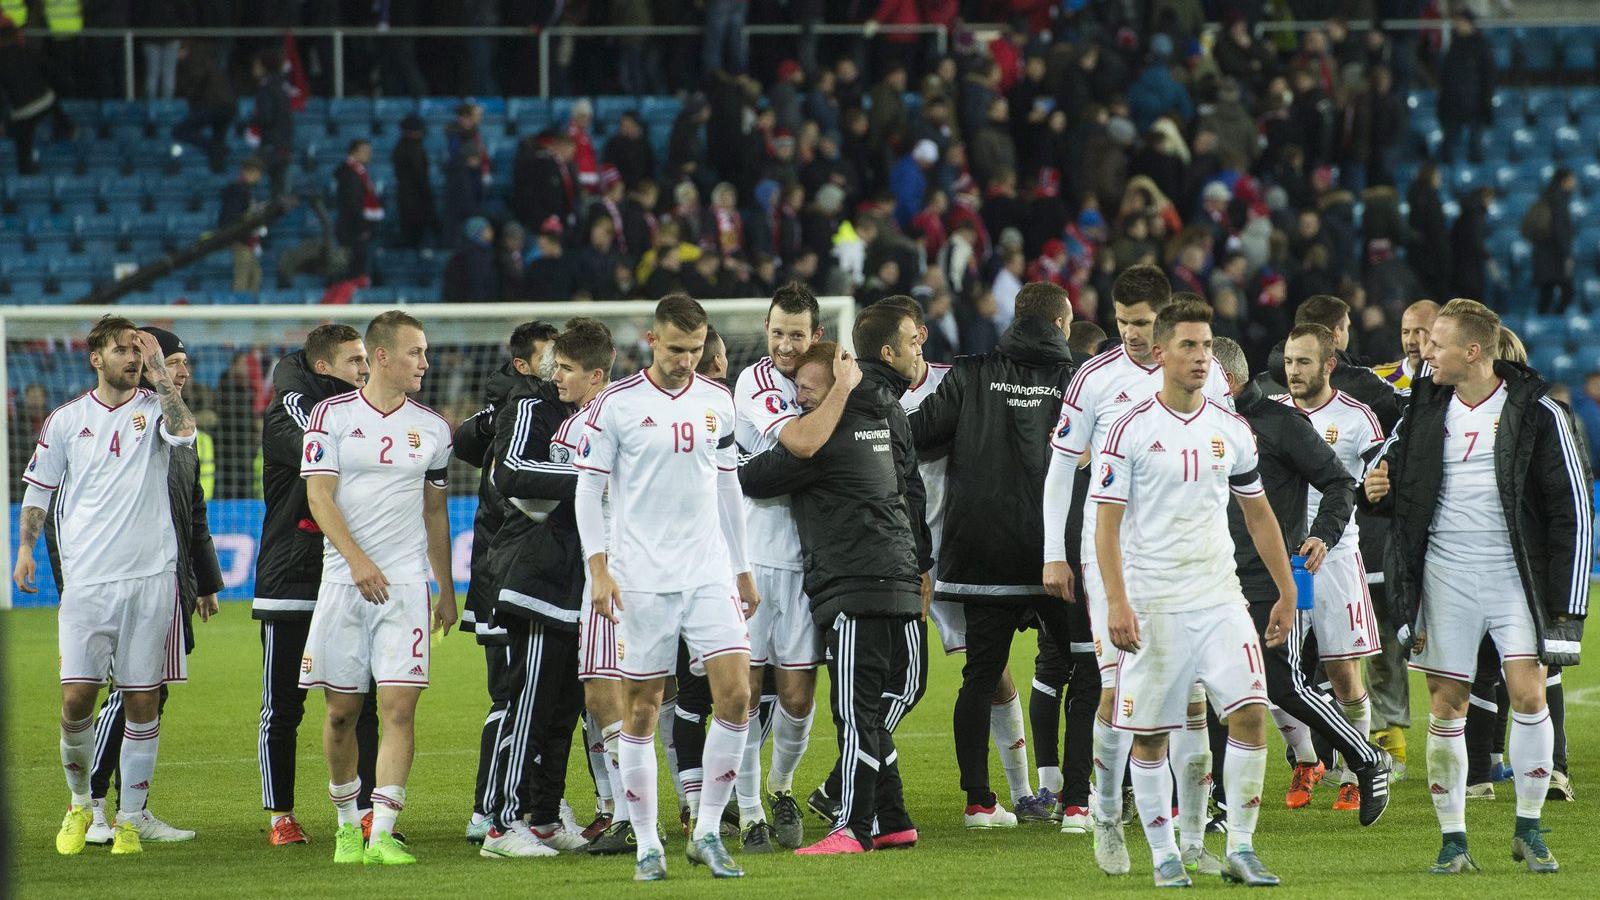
[23,23,952,102]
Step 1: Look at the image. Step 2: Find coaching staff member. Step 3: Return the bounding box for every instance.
[1213,337,1390,826]
[908,281,1079,823]
[253,325,382,845]
[740,327,931,855]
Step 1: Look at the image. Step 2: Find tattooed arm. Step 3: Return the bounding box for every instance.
[13,504,46,593]
[134,330,196,440]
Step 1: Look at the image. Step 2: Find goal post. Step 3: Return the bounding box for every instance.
[0,297,856,610]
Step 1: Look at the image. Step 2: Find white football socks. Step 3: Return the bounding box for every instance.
[992,693,1032,803]
[601,720,625,814]
[1270,707,1318,765]
[618,731,662,858]
[1426,715,1468,835]
[768,704,813,795]
[118,719,160,819]
[329,778,362,827]
[1336,693,1371,783]
[736,707,766,825]
[1509,708,1554,820]
[1131,753,1177,866]
[369,784,404,839]
[1222,738,1266,855]
[1090,715,1132,822]
[697,716,750,840]
[60,715,94,807]
[1171,713,1212,852]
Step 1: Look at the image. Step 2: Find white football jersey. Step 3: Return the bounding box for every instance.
[1092,395,1263,613]
[1429,381,1513,569]
[23,390,190,586]
[734,358,802,571]
[1050,345,1232,564]
[301,390,453,585]
[576,370,738,592]
[1277,390,1383,558]
[900,361,952,553]
[550,404,611,555]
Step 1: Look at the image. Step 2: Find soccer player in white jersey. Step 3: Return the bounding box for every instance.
[1364,299,1590,875]
[298,310,457,866]
[576,294,761,882]
[16,317,197,858]
[731,283,856,850]
[1041,273,1229,875]
[1095,298,1298,887]
[1278,322,1385,809]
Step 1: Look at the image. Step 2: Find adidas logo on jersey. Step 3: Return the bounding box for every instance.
[350,428,365,438]
[408,665,425,677]
[1251,680,1265,691]
[1354,636,1366,647]
[715,769,738,784]
[641,416,657,427]
[1113,391,1132,403]
[1149,440,1166,453]
[78,427,94,438]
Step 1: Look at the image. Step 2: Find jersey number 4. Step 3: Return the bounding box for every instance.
[108,431,121,457]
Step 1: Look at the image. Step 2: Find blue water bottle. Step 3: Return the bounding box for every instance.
[1290,555,1315,611]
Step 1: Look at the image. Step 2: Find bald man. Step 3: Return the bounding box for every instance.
[1373,300,1439,395]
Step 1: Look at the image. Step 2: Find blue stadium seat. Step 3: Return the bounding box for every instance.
[419,97,459,126]
[1520,314,1566,348]
[328,96,375,124]
[74,213,123,239]
[373,97,418,122]
[146,99,187,125]
[1562,29,1598,74]
[54,279,94,299]
[99,100,147,124]
[1517,28,1557,76]
[3,174,54,209]
[1488,30,1517,72]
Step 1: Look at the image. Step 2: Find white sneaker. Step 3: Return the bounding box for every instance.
[127,809,196,842]
[480,822,558,859]
[531,822,590,852]
[558,799,583,835]
[86,804,114,846]
[465,816,491,843]
[1465,782,1496,801]
[1091,815,1131,875]
[1059,806,1090,835]
[962,802,1018,829]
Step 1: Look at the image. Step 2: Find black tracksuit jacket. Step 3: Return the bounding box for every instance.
[452,363,546,643]
[252,351,360,621]
[1227,378,1357,600]
[739,361,930,625]
[1360,361,1592,665]
[907,316,1078,604]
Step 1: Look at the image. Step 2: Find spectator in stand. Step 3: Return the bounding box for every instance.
[703,0,749,75]
[1405,162,1450,300]
[443,216,498,301]
[1366,65,1406,187]
[992,247,1026,327]
[247,48,294,197]
[446,102,492,188]
[443,134,487,246]
[893,139,939,229]
[867,62,910,156]
[171,40,235,173]
[770,59,807,134]
[220,157,265,292]
[1288,65,1334,168]
[639,219,700,295]
[622,179,660,262]
[393,114,440,248]
[970,97,1017,190]
[614,0,654,95]
[667,93,711,185]
[1439,8,1495,165]
[603,111,657,190]
[1128,34,1193,131]
[334,140,383,280]
[1531,168,1579,314]
[959,58,1001,142]
[0,16,76,175]
[497,221,527,298]
[709,182,744,258]
[1214,14,1278,99]
[586,165,630,257]
[567,99,601,193]
[525,217,578,300]
[7,382,49,488]
[1574,373,1600,471]
[137,0,182,100]
[805,67,842,137]
[513,129,576,236]
[576,216,624,299]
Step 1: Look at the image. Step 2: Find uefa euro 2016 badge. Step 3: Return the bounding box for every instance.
[305,440,325,463]
[579,435,592,457]
[1056,414,1071,438]
[765,394,787,414]
[1099,462,1114,488]
[705,410,718,434]
[1210,435,1226,459]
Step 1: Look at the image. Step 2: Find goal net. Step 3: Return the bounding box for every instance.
[1,297,856,609]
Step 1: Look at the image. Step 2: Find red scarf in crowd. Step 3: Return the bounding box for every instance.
[714,206,743,257]
[347,159,385,221]
[601,198,627,255]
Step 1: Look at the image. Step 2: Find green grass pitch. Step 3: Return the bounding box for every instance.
[6,592,1597,897]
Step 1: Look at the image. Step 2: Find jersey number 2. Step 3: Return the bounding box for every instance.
[379,436,394,464]
[411,628,425,658]
[108,431,121,458]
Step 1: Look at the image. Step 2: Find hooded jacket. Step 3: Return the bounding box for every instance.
[739,360,929,625]
[1228,378,1357,600]
[909,315,1078,604]
[452,362,547,642]
[251,351,361,620]
[1361,361,1592,666]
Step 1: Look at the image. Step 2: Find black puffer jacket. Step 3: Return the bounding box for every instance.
[740,361,929,625]
[1361,361,1592,665]
[909,315,1078,604]
[1228,378,1356,601]
[488,383,583,631]
[452,363,547,641]
[252,351,359,621]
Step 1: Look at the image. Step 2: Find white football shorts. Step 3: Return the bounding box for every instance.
[299,581,432,692]
[1113,599,1268,733]
[59,570,185,690]
[747,564,821,669]
[614,580,750,680]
